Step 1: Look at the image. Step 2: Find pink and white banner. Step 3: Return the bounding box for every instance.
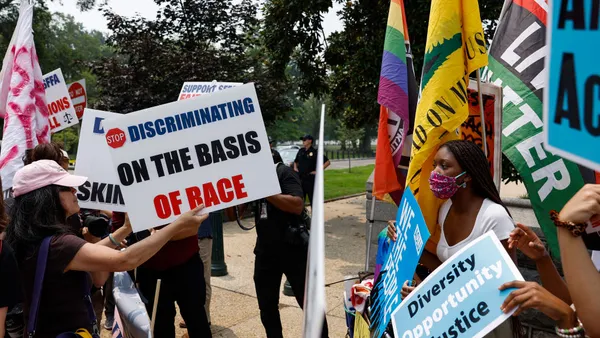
[0,0,50,191]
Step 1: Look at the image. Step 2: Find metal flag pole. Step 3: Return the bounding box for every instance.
[365,194,376,271]
[476,69,488,157]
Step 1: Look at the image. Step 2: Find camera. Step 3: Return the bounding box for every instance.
[80,210,111,238]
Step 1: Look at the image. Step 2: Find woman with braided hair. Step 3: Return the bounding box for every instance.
[388,140,518,337]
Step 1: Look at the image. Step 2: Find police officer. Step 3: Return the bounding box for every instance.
[253,147,329,338]
[294,135,330,206]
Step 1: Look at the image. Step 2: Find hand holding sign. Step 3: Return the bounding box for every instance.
[102,83,280,231]
[370,189,430,338]
[499,281,576,328]
[391,232,523,338]
[170,204,209,238]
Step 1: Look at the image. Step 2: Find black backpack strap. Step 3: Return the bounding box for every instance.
[27,236,52,337]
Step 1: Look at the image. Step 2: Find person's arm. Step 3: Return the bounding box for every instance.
[557,184,600,337]
[99,210,113,218]
[96,223,132,249]
[499,281,577,329]
[67,205,207,273]
[91,271,109,288]
[0,307,6,338]
[323,160,330,170]
[419,249,442,271]
[508,223,571,304]
[266,194,304,215]
[387,221,441,271]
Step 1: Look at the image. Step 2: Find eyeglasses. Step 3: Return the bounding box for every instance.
[58,186,74,192]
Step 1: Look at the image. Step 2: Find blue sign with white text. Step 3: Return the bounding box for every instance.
[545,0,600,171]
[391,232,523,338]
[370,188,430,338]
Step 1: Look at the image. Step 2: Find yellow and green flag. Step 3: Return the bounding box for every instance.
[406,0,488,253]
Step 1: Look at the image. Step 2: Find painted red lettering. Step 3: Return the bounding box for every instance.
[217,178,234,203]
[169,191,182,215]
[202,182,219,207]
[232,174,248,198]
[154,194,171,219]
[186,186,203,208]
[62,96,70,108]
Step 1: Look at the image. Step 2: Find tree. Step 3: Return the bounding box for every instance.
[336,121,364,150]
[0,2,110,155]
[263,0,504,128]
[92,0,291,126]
[262,0,331,99]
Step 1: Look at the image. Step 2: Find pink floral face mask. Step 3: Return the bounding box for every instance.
[429,171,466,199]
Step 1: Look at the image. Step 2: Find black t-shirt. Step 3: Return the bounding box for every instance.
[255,164,304,251]
[20,234,90,337]
[294,146,329,176]
[0,240,22,309]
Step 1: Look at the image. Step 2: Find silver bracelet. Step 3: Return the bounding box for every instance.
[108,233,120,247]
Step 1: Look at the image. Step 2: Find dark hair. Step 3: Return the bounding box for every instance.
[22,148,34,165]
[441,140,521,337]
[4,185,71,261]
[31,142,63,164]
[440,140,511,216]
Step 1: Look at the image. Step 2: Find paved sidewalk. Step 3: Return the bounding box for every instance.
[102,196,366,337]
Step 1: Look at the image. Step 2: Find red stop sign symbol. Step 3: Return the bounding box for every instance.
[106,128,126,149]
[68,82,87,120]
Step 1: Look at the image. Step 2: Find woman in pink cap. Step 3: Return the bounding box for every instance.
[4,160,207,338]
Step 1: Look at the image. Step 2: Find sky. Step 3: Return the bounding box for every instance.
[46,0,344,37]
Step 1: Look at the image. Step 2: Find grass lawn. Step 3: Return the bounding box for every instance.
[324,164,374,200]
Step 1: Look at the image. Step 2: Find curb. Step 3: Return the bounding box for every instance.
[324,192,366,203]
[330,158,375,162]
[502,197,532,208]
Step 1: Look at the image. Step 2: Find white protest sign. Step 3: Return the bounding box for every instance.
[302,104,326,338]
[75,109,126,212]
[178,81,242,101]
[43,68,78,133]
[102,83,280,231]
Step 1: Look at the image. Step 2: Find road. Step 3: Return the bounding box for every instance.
[328,158,374,170]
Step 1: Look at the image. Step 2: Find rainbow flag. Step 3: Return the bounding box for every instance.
[406,0,488,253]
[373,0,417,205]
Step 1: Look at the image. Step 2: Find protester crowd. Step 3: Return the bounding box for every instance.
[1,134,600,338]
[0,134,331,338]
[382,139,600,337]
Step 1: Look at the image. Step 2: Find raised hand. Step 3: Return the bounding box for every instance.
[508,223,547,261]
[387,220,397,241]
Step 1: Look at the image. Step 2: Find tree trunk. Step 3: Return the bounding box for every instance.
[359,130,372,152]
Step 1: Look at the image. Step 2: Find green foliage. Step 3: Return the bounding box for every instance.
[42,12,112,80]
[262,0,331,99]
[335,120,364,150]
[51,126,79,157]
[263,0,504,130]
[0,2,110,145]
[267,95,338,142]
[92,0,290,125]
[502,153,523,185]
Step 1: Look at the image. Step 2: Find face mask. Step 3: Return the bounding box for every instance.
[429,171,466,199]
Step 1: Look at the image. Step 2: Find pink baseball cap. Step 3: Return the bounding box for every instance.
[13,159,87,197]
